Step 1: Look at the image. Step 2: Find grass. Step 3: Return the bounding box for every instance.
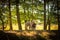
[4,24,58,30]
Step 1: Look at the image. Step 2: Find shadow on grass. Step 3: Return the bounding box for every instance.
[0,30,20,40]
[0,30,59,40]
[0,30,46,40]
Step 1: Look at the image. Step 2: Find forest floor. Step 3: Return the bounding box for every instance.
[4,30,58,40]
[0,30,59,40]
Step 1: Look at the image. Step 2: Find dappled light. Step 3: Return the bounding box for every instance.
[0,0,59,31]
[0,0,60,40]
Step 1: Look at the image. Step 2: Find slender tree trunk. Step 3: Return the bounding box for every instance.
[57,0,60,30]
[1,19,4,30]
[24,0,26,22]
[24,0,27,30]
[44,0,47,30]
[9,0,12,30]
[1,14,4,30]
[57,11,60,30]
[1,2,5,30]
[48,15,50,30]
[0,13,4,31]
[16,0,22,30]
[47,1,50,30]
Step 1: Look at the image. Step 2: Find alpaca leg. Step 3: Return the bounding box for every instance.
[25,25,28,30]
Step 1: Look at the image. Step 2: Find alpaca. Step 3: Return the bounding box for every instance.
[25,20,36,30]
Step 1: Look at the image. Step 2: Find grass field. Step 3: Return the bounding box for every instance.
[4,24,58,30]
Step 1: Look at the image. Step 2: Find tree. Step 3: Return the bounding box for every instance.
[47,0,51,30]
[50,0,60,30]
[0,1,5,30]
[8,0,12,30]
[57,0,60,30]
[44,0,47,30]
[16,0,22,30]
[0,11,4,30]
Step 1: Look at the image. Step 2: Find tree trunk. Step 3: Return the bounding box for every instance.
[1,19,4,30]
[1,2,5,30]
[16,0,22,30]
[48,15,50,30]
[57,0,60,30]
[0,14,4,31]
[24,0,26,22]
[44,0,47,30]
[9,0,12,30]
[24,0,27,30]
[57,11,60,30]
[47,1,50,30]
